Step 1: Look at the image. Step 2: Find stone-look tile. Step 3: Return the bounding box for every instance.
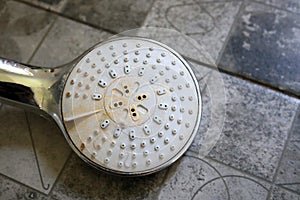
[22,0,68,12]
[123,27,216,66]
[275,106,300,193]
[30,17,112,67]
[255,0,300,14]
[270,187,300,200]
[0,0,55,63]
[63,0,154,33]
[188,62,226,158]
[158,155,225,200]
[0,105,44,193]
[143,0,241,61]
[0,105,70,194]
[158,154,270,200]
[219,2,300,96]
[223,176,269,200]
[50,153,168,200]
[26,112,72,194]
[0,175,49,200]
[208,73,299,181]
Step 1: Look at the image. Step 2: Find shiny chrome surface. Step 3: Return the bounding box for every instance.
[61,37,201,176]
[0,37,202,176]
[0,56,89,175]
[0,57,74,151]
[0,58,70,115]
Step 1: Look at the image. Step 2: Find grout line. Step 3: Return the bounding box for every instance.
[200,153,274,185]
[188,151,300,197]
[186,55,220,68]
[215,0,246,65]
[0,173,48,197]
[152,166,172,199]
[266,104,300,200]
[194,0,245,3]
[23,110,73,195]
[0,126,73,196]
[186,56,300,100]
[278,185,300,196]
[13,0,118,35]
[186,154,232,199]
[26,17,58,64]
[47,12,118,35]
[11,0,300,99]
[277,182,300,186]
[47,152,74,196]
[24,112,51,191]
[213,0,300,99]
[140,0,157,27]
[155,154,231,200]
[218,68,300,100]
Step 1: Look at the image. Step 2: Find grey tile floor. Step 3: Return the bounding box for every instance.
[219,1,300,96]
[0,0,300,199]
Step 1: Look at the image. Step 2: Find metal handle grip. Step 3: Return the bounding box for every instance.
[0,57,69,116]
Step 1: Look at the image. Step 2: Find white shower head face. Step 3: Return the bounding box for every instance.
[62,37,201,175]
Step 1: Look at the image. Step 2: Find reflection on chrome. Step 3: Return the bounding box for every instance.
[0,59,33,76]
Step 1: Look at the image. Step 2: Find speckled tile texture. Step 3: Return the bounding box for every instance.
[157,153,270,200]
[50,154,168,200]
[208,73,299,181]
[143,0,242,61]
[0,175,49,200]
[275,107,300,193]
[30,17,112,67]
[255,0,300,14]
[188,62,226,157]
[270,187,300,200]
[63,0,154,33]
[219,2,300,96]
[0,0,300,199]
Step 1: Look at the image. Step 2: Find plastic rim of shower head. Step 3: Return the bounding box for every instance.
[62,37,201,175]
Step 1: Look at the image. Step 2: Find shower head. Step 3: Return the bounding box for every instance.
[0,37,201,176]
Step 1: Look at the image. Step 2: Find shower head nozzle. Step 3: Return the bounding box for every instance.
[0,37,201,176]
[62,37,201,175]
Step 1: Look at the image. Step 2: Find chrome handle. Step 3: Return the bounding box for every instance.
[0,57,70,117]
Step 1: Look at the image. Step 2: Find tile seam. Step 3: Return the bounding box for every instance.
[266,104,300,200]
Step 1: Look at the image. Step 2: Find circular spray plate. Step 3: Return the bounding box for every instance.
[62,37,201,175]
